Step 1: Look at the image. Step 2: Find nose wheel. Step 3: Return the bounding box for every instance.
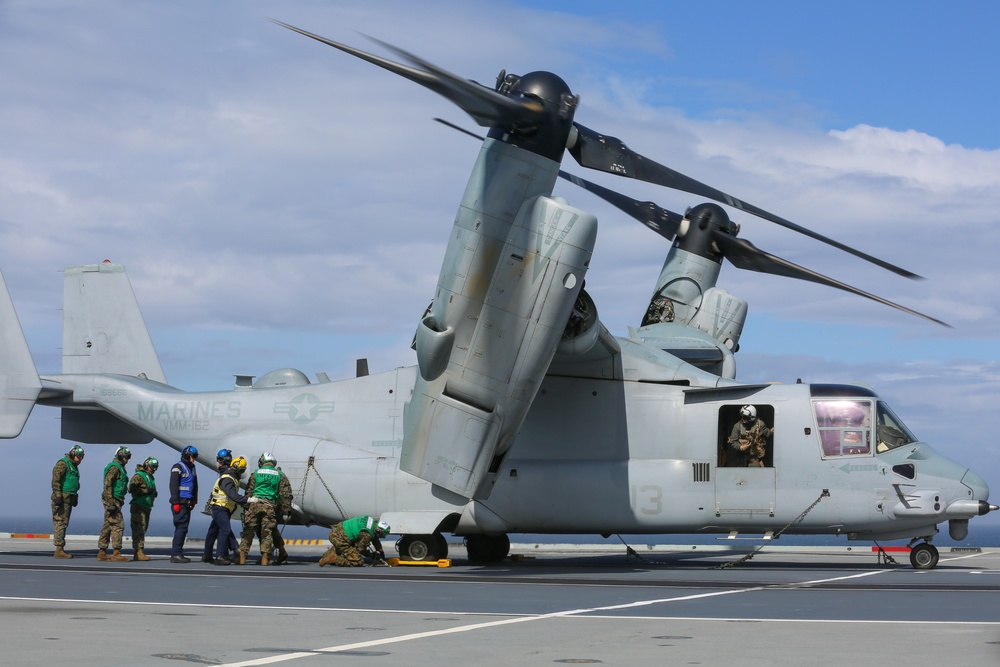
[909,542,939,570]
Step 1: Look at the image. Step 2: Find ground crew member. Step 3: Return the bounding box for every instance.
[98,446,133,562]
[238,452,292,566]
[168,445,199,563]
[204,456,247,566]
[128,456,158,561]
[51,445,85,559]
[318,516,390,567]
[202,448,241,561]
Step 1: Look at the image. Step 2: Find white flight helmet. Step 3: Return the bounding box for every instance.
[740,405,757,421]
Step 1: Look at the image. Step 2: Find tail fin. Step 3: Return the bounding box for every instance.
[0,268,42,437]
[62,262,165,382]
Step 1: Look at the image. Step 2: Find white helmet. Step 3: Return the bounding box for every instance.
[740,405,757,420]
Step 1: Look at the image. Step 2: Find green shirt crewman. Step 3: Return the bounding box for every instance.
[238,452,293,566]
[128,457,159,561]
[98,447,133,562]
[51,445,85,559]
[319,516,390,567]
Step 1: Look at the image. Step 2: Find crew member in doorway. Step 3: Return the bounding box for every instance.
[128,456,159,561]
[97,446,132,562]
[51,445,85,559]
[728,405,773,467]
[169,446,199,563]
[319,516,389,567]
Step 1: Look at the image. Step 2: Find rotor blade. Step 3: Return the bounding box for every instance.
[557,170,684,241]
[569,122,922,280]
[433,118,685,241]
[711,231,949,327]
[271,20,546,131]
[434,117,486,142]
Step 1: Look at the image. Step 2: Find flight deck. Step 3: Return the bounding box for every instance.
[2,536,998,666]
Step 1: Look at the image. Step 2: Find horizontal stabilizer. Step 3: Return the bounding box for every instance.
[62,262,165,382]
[61,409,153,445]
[0,269,41,437]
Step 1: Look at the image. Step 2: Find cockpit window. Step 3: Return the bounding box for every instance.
[875,401,918,453]
[814,400,872,458]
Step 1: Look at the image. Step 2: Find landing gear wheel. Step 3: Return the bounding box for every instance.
[465,534,510,563]
[909,542,939,570]
[396,533,445,562]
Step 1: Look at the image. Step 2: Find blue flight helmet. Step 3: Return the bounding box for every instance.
[181,445,199,463]
[216,448,233,466]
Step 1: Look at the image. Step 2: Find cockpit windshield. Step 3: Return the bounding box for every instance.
[875,401,918,453]
[814,399,872,457]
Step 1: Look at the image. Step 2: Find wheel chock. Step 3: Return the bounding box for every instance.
[385,557,451,567]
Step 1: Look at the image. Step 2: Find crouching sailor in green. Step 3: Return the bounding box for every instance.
[319,516,389,567]
[98,446,132,562]
[51,445,84,559]
[129,457,159,561]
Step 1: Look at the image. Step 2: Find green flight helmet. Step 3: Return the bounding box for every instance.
[143,457,159,472]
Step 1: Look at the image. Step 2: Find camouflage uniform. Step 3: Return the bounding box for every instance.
[128,464,157,555]
[728,418,772,468]
[98,458,130,558]
[51,455,81,551]
[238,463,293,563]
[319,516,383,567]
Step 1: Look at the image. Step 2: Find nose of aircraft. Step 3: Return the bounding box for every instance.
[962,468,991,502]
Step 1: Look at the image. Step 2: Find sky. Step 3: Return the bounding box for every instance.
[1,0,999,542]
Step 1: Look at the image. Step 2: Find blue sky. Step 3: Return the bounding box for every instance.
[1,1,998,540]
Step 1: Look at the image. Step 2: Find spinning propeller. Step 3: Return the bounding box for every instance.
[273,21,946,326]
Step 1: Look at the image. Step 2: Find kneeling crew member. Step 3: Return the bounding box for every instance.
[319,516,389,567]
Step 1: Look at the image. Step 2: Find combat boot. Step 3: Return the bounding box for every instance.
[110,549,130,562]
[133,549,151,562]
[318,551,338,567]
[260,552,270,566]
[238,551,247,565]
[53,547,73,559]
[275,547,288,565]
[96,549,110,561]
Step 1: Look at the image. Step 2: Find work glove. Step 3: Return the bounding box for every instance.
[172,503,182,514]
[70,495,78,507]
[52,496,63,512]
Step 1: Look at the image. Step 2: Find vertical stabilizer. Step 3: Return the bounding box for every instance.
[62,262,166,382]
[0,269,41,437]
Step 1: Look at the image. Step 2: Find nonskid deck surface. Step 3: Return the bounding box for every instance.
[2,537,999,667]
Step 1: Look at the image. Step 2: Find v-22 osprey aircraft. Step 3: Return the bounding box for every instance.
[0,22,994,569]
